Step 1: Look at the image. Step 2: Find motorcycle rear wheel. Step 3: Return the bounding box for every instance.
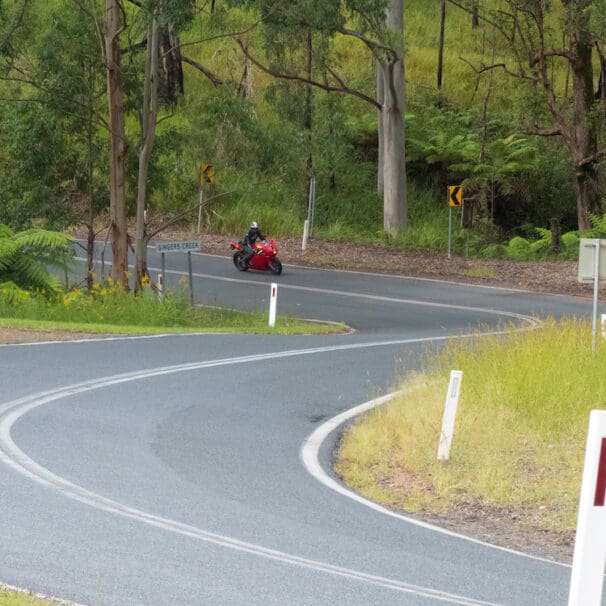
[233,252,249,271]
[269,258,283,275]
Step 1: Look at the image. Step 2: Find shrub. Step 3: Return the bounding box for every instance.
[506,236,532,260]
[560,231,580,260]
[529,238,550,258]
[479,243,507,259]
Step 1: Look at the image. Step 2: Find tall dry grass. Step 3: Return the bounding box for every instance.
[336,318,604,532]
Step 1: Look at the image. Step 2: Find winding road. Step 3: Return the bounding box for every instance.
[0,247,598,605]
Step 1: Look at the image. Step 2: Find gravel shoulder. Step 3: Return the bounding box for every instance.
[1,235,591,563]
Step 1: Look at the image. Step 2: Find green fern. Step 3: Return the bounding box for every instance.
[12,228,74,249]
[0,239,19,271]
[0,224,73,294]
[588,213,606,237]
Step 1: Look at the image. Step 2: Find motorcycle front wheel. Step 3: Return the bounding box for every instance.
[233,252,249,271]
[269,258,283,275]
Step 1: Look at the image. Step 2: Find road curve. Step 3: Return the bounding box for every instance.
[0,248,597,605]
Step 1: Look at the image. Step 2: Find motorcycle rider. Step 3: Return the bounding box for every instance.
[241,221,266,265]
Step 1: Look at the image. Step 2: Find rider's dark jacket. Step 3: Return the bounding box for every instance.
[243,227,265,247]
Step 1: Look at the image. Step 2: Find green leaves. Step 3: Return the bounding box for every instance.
[0,224,73,294]
[0,238,19,271]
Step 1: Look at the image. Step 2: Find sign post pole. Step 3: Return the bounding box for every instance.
[568,410,606,605]
[592,239,600,353]
[187,250,194,306]
[447,185,462,260]
[448,206,452,259]
[578,239,606,352]
[197,163,214,234]
[197,187,204,234]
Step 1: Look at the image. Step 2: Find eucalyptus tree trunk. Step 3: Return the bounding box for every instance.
[379,0,406,234]
[305,28,314,199]
[134,9,160,292]
[437,0,446,89]
[105,0,129,290]
[376,57,384,194]
[569,35,600,229]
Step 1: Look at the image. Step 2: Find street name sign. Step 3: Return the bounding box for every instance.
[156,240,200,253]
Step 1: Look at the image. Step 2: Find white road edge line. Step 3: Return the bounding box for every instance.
[300,391,571,569]
[79,253,549,320]
[4,257,541,348]
[0,344,505,606]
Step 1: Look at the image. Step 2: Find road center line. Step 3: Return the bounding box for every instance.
[77,253,541,323]
[148,264,541,322]
[0,344,503,605]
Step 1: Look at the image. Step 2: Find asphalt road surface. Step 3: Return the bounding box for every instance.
[0,246,600,606]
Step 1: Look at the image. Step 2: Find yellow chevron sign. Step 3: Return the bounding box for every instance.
[449,185,462,207]
[200,163,214,185]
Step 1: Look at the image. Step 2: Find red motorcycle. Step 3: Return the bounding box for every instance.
[230,238,283,275]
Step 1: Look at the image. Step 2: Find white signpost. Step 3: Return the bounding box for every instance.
[568,410,606,605]
[156,240,200,253]
[437,370,463,461]
[578,239,606,352]
[302,173,316,251]
[155,240,200,305]
[269,283,278,328]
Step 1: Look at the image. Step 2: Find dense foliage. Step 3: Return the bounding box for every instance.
[1,0,606,259]
[0,224,73,293]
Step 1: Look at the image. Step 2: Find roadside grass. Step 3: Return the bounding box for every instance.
[335,317,602,534]
[0,588,56,605]
[0,281,345,336]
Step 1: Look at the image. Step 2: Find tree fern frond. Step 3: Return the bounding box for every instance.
[535,227,551,241]
[0,239,19,271]
[11,256,64,294]
[0,224,14,239]
[12,229,73,250]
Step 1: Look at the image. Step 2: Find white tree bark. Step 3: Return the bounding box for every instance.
[379,0,406,234]
[134,10,160,291]
[376,56,384,194]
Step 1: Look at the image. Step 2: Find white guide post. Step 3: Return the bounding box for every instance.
[568,410,606,605]
[157,273,163,297]
[197,188,203,233]
[269,283,278,328]
[437,370,463,461]
[302,219,309,251]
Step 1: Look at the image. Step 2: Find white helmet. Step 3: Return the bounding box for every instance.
[250,221,258,229]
